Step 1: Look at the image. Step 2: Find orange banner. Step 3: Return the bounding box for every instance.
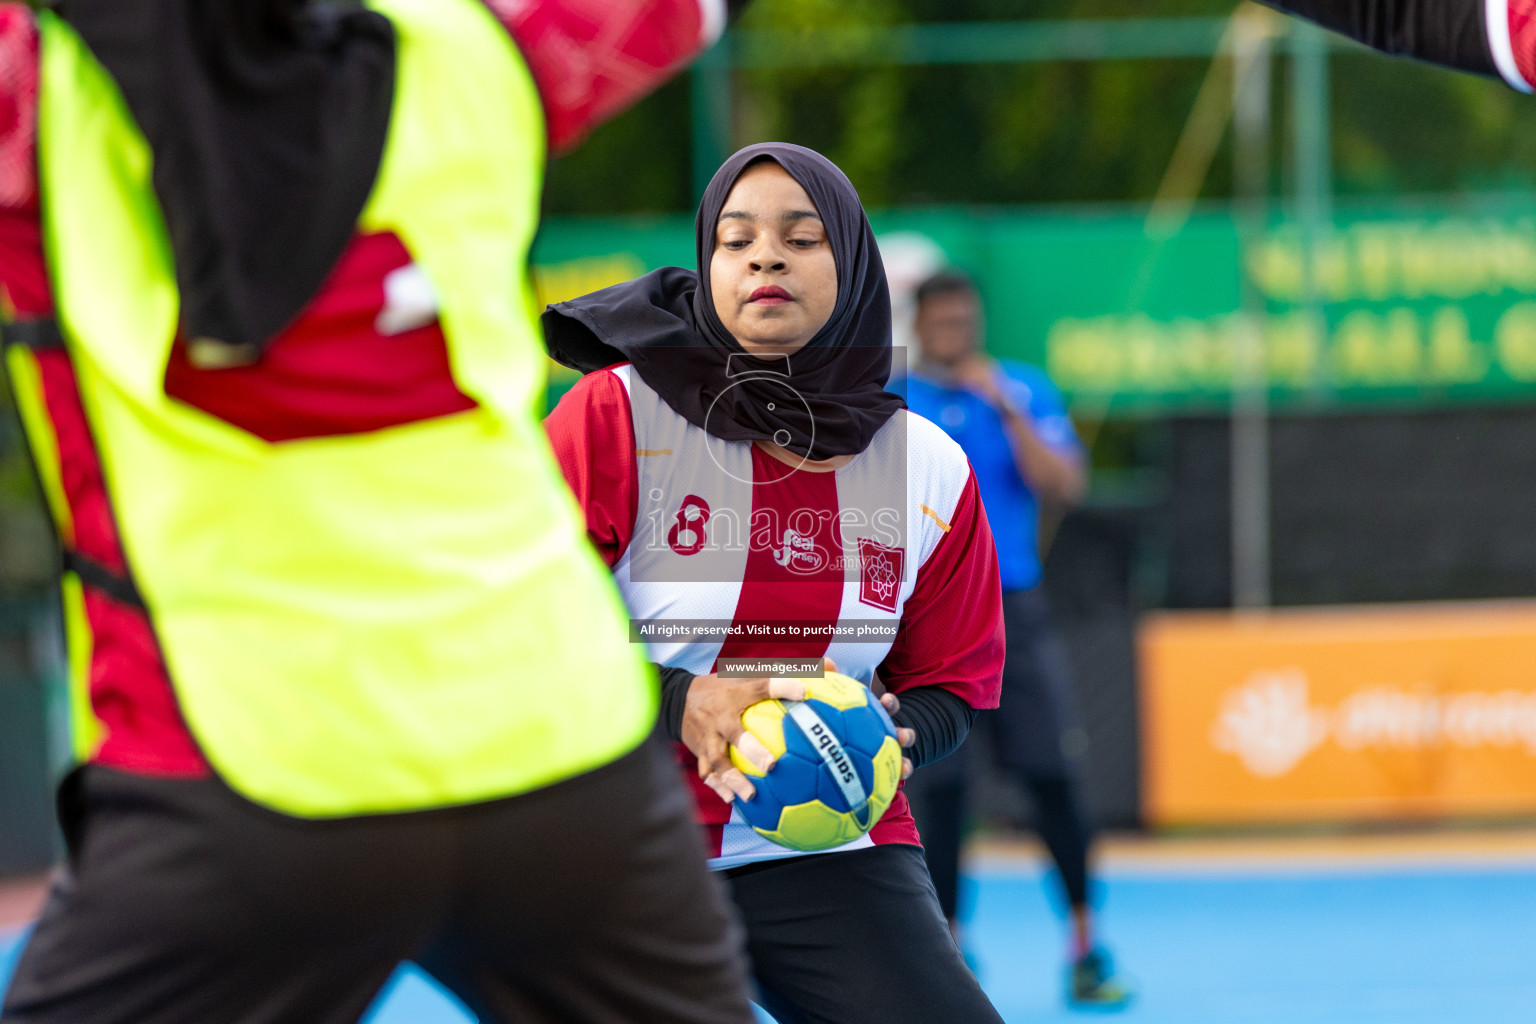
[1140,602,1536,825]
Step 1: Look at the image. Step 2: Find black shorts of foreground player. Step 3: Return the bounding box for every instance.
[5,741,747,1024]
[544,143,1007,1023]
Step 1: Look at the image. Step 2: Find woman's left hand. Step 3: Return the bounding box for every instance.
[879,691,917,780]
[681,674,806,804]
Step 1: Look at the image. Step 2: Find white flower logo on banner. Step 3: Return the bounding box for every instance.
[1211,669,1331,777]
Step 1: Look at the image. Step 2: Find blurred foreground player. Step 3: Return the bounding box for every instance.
[899,272,1132,1010]
[0,3,759,1023]
[544,143,1008,1024]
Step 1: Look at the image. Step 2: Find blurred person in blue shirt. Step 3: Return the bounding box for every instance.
[898,271,1131,1010]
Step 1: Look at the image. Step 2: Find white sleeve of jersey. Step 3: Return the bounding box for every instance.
[901,411,975,571]
[1486,0,1535,92]
[699,0,728,46]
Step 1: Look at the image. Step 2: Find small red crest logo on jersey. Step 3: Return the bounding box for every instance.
[668,494,711,556]
[857,538,904,612]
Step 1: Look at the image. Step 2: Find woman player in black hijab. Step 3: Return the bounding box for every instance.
[545,143,1008,1023]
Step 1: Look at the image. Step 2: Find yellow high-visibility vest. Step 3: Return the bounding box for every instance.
[11,0,655,817]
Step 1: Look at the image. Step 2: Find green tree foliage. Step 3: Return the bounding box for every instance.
[544,0,1536,214]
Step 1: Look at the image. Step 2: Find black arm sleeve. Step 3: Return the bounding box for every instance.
[656,665,695,743]
[1261,0,1497,77]
[890,687,979,771]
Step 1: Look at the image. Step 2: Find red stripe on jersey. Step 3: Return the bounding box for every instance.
[714,445,844,663]
[163,231,476,443]
[33,348,208,776]
[869,790,921,847]
[689,445,847,833]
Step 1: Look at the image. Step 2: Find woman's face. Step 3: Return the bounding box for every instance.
[709,162,838,356]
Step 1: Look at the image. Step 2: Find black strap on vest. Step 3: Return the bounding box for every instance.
[0,317,146,610]
[62,550,147,610]
[2,317,64,351]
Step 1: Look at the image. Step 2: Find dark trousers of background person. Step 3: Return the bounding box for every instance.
[906,586,1094,924]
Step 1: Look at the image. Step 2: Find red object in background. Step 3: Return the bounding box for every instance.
[1509,0,1536,87]
[0,3,44,318]
[488,0,722,151]
[0,2,37,211]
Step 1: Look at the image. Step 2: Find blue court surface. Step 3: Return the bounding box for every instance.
[3,844,1534,1024]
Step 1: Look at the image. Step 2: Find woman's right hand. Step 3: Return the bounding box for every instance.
[681,674,807,804]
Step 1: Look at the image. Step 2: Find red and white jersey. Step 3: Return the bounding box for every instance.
[547,364,1005,868]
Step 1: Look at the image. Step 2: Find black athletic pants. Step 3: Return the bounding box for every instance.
[724,844,1004,1024]
[906,587,1094,918]
[1,736,754,1024]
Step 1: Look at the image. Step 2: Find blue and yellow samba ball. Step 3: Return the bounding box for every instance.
[729,672,904,852]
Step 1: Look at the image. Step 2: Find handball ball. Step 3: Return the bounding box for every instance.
[729,672,903,852]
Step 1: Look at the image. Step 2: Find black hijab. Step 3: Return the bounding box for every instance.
[544,142,904,461]
[59,0,395,358]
